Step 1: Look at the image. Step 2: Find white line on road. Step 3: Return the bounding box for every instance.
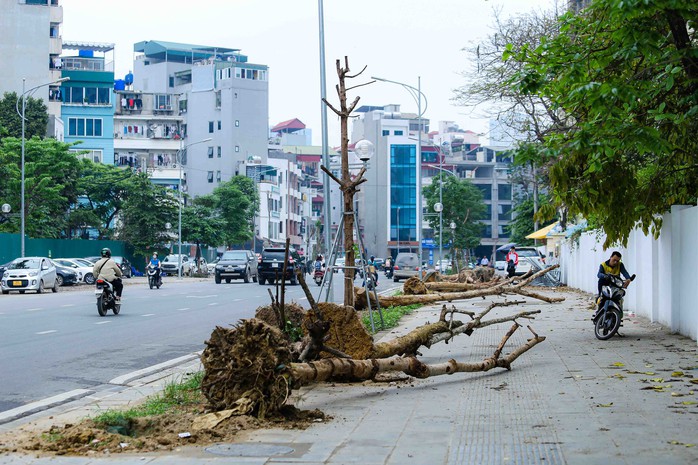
[186,294,218,299]
[232,299,243,302]
[95,321,112,325]
[176,307,190,311]
[60,304,74,307]
[141,313,155,317]
[26,308,43,312]
[36,330,57,335]
[208,302,218,306]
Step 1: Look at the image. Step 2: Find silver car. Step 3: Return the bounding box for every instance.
[392,253,421,282]
[1,257,58,294]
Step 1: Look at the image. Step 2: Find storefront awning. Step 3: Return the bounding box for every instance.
[526,222,558,240]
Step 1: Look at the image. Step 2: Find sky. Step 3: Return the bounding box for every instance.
[61,0,554,146]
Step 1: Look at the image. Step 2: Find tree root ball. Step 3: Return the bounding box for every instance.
[304,303,374,359]
[201,319,292,418]
[473,267,495,282]
[403,277,428,295]
[255,303,306,330]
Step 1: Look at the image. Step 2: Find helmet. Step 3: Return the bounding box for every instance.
[153,252,158,257]
[101,247,111,258]
[370,255,375,260]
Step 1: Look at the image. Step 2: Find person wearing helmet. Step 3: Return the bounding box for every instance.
[368,255,378,285]
[314,254,324,272]
[92,248,123,301]
[148,252,162,286]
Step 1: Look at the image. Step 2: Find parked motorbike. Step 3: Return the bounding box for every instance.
[95,279,120,317]
[147,264,162,289]
[313,268,325,286]
[592,273,635,340]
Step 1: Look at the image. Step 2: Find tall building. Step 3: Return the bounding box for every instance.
[132,40,269,198]
[60,42,115,164]
[0,0,64,136]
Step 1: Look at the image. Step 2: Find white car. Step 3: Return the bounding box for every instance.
[1,257,58,294]
[55,258,96,284]
[496,247,546,276]
[161,254,192,276]
[435,259,452,272]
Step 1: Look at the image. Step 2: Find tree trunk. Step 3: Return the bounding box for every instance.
[371,320,464,358]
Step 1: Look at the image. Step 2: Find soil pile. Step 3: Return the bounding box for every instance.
[255,302,306,331]
[473,267,495,282]
[403,277,428,295]
[305,303,374,360]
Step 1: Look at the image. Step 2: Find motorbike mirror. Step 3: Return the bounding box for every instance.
[630,274,636,281]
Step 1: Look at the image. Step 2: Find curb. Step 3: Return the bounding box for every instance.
[0,389,94,425]
[109,352,201,386]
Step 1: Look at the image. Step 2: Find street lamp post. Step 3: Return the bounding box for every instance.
[16,76,70,257]
[371,75,428,267]
[177,137,212,279]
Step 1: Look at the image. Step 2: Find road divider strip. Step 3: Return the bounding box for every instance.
[109,352,201,386]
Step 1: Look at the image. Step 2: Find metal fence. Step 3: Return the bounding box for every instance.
[0,234,131,267]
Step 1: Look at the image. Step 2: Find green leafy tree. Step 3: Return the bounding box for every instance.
[508,192,551,246]
[0,92,49,141]
[508,1,698,245]
[423,174,486,264]
[212,177,255,246]
[181,195,225,258]
[119,174,178,257]
[0,137,80,238]
[75,159,141,238]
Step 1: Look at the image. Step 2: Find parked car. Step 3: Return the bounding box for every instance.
[257,247,302,285]
[207,256,220,274]
[161,254,192,276]
[392,253,421,282]
[334,257,346,273]
[50,259,80,286]
[83,256,100,265]
[112,256,132,278]
[435,259,452,273]
[1,257,58,294]
[215,250,258,284]
[495,247,545,276]
[0,261,12,277]
[55,258,95,284]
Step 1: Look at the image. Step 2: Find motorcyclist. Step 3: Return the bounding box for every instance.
[148,252,162,285]
[368,255,379,284]
[597,251,632,299]
[92,247,123,301]
[314,255,325,272]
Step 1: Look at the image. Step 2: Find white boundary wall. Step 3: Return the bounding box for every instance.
[560,205,698,342]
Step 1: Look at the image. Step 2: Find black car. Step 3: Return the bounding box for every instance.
[50,259,79,286]
[258,247,302,285]
[215,250,258,284]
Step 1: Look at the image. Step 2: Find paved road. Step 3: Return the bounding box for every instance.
[0,276,346,414]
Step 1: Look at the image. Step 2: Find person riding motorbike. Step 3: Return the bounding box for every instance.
[597,251,632,301]
[148,252,162,286]
[314,255,325,272]
[92,248,123,301]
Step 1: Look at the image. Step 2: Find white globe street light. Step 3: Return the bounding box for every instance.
[1,204,11,214]
[354,139,375,163]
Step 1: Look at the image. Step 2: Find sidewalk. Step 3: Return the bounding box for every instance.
[1,287,697,464]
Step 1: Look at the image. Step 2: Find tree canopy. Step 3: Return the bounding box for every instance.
[505,1,698,245]
[0,92,49,141]
[422,174,486,251]
[212,177,257,246]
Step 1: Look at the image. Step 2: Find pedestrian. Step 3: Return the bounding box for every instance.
[506,247,519,278]
[480,255,489,267]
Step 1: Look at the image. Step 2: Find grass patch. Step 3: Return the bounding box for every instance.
[362,304,422,335]
[92,371,204,429]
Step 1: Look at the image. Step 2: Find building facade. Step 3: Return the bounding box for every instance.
[0,0,64,135]
[132,40,269,198]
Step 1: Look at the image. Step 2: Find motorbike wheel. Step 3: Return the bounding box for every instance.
[594,311,621,340]
[113,303,121,315]
[97,296,108,317]
[149,277,154,289]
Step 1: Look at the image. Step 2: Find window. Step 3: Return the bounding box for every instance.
[66,86,83,103]
[154,94,172,110]
[65,86,109,105]
[498,225,510,238]
[208,121,214,133]
[215,91,221,109]
[208,146,214,158]
[498,184,512,201]
[98,88,109,104]
[169,76,174,88]
[179,99,187,114]
[394,130,403,136]
[476,184,492,201]
[217,146,221,158]
[70,149,103,163]
[498,204,512,221]
[207,171,214,183]
[235,145,240,152]
[382,130,389,136]
[216,170,221,182]
[218,120,221,130]
[235,120,239,127]
[68,118,102,137]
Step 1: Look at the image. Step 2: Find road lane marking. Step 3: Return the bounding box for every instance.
[95,321,112,325]
[141,313,155,317]
[177,307,190,311]
[60,304,74,307]
[36,330,57,335]
[26,308,43,312]
[208,302,218,306]
[232,298,243,302]
[186,294,218,299]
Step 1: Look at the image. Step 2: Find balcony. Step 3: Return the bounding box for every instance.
[49,37,62,55]
[62,57,112,72]
[49,4,63,23]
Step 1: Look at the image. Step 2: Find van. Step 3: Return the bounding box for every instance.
[392,253,421,282]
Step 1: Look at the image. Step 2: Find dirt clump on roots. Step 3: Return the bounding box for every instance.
[304,303,374,360]
[403,277,428,295]
[255,302,306,331]
[473,267,495,282]
[0,406,325,457]
[200,319,292,417]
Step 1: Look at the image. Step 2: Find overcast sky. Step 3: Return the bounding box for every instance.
[61,0,554,145]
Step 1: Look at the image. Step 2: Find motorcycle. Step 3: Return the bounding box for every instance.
[95,278,120,317]
[593,273,636,340]
[313,268,325,286]
[147,264,162,289]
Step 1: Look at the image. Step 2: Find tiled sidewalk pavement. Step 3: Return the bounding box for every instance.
[1,287,697,464]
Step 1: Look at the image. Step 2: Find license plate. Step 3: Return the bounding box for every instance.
[12,281,22,286]
[271,263,279,268]
[95,289,103,295]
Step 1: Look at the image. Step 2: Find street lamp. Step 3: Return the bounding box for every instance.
[371,75,428,266]
[177,137,212,279]
[16,76,70,257]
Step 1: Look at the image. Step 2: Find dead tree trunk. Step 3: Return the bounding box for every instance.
[321,57,373,307]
